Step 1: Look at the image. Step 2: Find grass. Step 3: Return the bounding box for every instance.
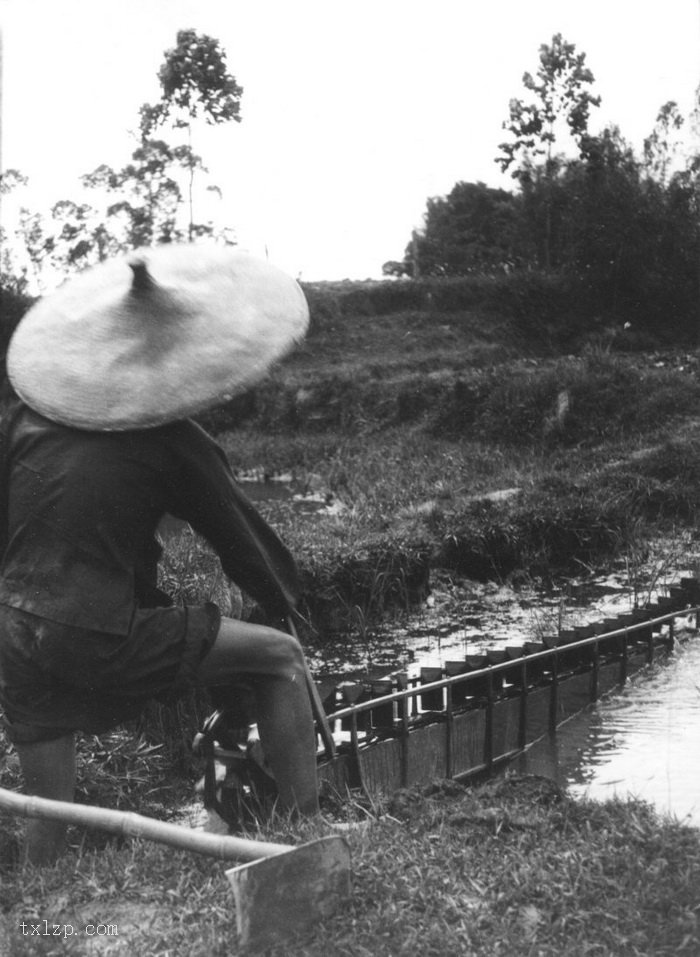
[2,763,699,956]
[179,298,700,641]
[196,341,700,635]
[209,414,700,635]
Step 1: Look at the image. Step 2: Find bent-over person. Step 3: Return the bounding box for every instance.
[0,246,319,864]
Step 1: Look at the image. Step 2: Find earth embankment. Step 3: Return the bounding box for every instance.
[183,277,700,639]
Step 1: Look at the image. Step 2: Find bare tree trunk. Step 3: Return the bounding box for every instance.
[411,230,420,279]
[187,123,195,242]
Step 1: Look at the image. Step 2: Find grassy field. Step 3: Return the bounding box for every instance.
[3,278,700,955]
[188,282,700,639]
[2,753,700,956]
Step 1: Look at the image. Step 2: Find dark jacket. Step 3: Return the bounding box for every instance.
[0,400,300,634]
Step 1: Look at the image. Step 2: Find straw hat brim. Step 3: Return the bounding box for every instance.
[7,245,309,431]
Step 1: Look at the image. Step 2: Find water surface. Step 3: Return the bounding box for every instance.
[516,634,700,825]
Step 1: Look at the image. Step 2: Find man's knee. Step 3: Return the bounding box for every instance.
[251,626,306,680]
[274,628,305,671]
[201,619,306,683]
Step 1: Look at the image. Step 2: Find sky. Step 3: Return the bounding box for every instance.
[1,0,700,284]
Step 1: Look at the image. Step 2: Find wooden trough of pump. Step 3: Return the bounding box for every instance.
[314,579,700,799]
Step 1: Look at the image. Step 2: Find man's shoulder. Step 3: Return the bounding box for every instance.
[163,418,224,454]
[148,419,229,476]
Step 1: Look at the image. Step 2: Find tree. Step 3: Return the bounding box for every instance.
[666,90,700,344]
[0,170,30,294]
[498,33,601,176]
[82,140,186,251]
[140,29,243,240]
[1,173,101,288]
[643,101,685,185]
[381,260,408,278]
[47,198,126,271]
[497,34,601,269]
[49,199,101,270]
[0,168,28,195]
[16,209,55,291]
[2,31,243,292]
[405,182,522,277]
[522,123,700,337]
[78,31,243,253]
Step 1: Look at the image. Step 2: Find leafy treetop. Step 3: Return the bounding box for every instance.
[497,33,601,179]
[141,28,243,135]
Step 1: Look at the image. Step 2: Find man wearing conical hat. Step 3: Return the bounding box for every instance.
[0,245,320,864]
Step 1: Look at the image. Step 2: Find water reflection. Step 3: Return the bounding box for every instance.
[237,474,344,517]
[516,637,700,825]
[312,554,700,681]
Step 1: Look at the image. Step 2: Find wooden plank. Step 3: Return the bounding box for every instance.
[358,738,403,796]
[317,754,354,793]
[596,660,624,697]
[555,671,593,724]
[522,686,551,745]
[406,722,449,786]
[451,709,486,776]
[491,697,521,758]
[629,647,653,670]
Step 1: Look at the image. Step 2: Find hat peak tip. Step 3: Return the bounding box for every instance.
[128,257,155,293]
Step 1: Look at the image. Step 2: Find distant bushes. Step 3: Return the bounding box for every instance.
[438,481,625,581]
[0,285,32,370]
[7,274,700,453]
[301,269,697,348]
[198,356,699,451]
[200,352,700,449]
[0,286,33,400]
[433,355,700,446]
[435,440,700,584]
[0,286,32,344]
[301,272,581,339]
[599,441,700,522]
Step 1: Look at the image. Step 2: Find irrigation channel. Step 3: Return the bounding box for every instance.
[167,477,700,823]
[311,578,698,804]
[307,561,700,824]
[515,635,700,825]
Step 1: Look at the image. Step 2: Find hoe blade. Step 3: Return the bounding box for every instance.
[226,835,351,948]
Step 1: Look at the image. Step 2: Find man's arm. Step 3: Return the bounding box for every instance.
[165,422,302,623]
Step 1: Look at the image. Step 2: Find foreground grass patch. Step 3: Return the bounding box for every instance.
[2,773,698,956]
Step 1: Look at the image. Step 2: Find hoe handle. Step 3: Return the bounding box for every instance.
[0,786,288,862]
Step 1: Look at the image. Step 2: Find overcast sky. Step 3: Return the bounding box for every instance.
[2,0,700,283]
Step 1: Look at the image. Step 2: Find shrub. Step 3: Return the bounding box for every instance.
[433,355,700,447]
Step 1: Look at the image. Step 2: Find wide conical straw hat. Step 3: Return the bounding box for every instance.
[7,245,309,430]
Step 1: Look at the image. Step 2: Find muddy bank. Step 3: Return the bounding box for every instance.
[163,291,700,642]
[294,448,700,640]
[158,438,700,641]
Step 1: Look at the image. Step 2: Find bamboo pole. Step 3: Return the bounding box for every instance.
[0,787,288,862]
